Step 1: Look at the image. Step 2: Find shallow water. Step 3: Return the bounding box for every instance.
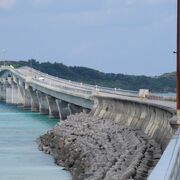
[0,102,71,180]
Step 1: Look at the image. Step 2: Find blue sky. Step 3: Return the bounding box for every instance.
[0,0,177,75]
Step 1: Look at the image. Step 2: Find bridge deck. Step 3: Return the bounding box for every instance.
[16,66,176,111]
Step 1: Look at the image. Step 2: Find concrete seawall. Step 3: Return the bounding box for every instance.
[91,95,176,150]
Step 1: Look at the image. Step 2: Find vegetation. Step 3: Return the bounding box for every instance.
[0,59,176,93]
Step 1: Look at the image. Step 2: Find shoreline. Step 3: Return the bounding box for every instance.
[38,113,162,180]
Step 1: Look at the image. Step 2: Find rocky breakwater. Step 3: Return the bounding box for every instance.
[38,113,162,180]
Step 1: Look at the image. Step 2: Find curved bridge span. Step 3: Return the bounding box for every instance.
[0,65,179,179]
[0,66,94,119]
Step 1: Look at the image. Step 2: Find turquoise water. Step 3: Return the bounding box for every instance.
[0,102,71,180]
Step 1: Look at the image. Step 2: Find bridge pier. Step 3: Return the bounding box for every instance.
[12,77,24,106]
[28,88,39,112]
[21,88,31,109]
[56,100,70,120]
[37,91,49,115]
[15,84,24,107]
[46,96,59,118]
[17,80,31,109]
[6,87,12,104]
[16,85,25,107]
[5,79,20,105]
[55,100,86,120]
[5,77,12,104]
[68,103,84,115]
[11,83,19,105]
[4,77,24,106]
[0,83,6,101]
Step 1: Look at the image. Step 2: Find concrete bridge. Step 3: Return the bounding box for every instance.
[0,66,94,119]
[0,65,179,179]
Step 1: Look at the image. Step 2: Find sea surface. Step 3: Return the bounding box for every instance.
[154,92,176,97]
[0,102,71,180]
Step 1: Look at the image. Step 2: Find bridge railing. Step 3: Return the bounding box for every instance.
[31,77,93,97]
[20,66,140,97]
[0,65,26,79]
[24,66,176,100]
[148,129,180,180]
[169,145,180,180]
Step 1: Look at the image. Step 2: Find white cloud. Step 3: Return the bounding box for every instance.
[0,0,15,9]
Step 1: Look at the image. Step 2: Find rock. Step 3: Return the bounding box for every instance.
[38,113,162,180]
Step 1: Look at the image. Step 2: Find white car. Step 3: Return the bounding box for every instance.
[38,77,44,80]
[10,65,14,69]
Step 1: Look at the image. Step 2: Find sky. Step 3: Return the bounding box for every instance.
[0,0,177,75]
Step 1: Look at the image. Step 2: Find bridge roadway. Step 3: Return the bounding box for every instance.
[7,66,177,109]
[0,65,179,180]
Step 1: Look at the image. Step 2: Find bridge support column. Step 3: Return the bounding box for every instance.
[16,80,24,107]
[12,75,18,84]
[0,84,3,100]
[0,83,6,101]
[11,83,19,105]
[19,87,31,109]
[28,88,39,112]
[46,96,59,118]
[6,87,12,104]
[83,108,90,114]
[17,80,31,109]
[24,89,31,109]
[16,85,24,107]
[5,80,19,105]
[55,100,70,120]
[0,77,19,105]
[68,103,84,115]
[55,100,85,120]
[36,91,49,115]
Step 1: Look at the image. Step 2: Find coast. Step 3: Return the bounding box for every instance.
[38,113,162,180]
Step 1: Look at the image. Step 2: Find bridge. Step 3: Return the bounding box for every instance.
[0,65,179,179]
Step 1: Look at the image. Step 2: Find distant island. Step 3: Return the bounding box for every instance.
[0,60,176,93]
